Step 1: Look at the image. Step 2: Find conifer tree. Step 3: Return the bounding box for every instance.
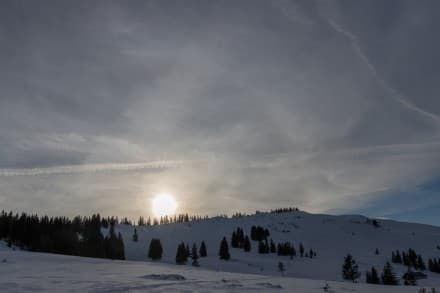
[270,239,276,253]
[258,240,269,254]
[219,237,230,260]
[199,241,207,257]
[176,242,187,264]
[291,245,296,257]
[243,236,251,252]
[395,250,402,263]
[104,224,125,260]
[236,228,244,248]
[299,243,304,257]
[366,266,380,284]
[429,258,434,272]
[417,255,426,271]
[191,243,199,266]
[185,244,190,258]
[342,254,361,282]
[231,231,238,248]
[148,238,163,260]
[402,252,410,266]
[118,232,125,260]
[132,228,138,242]
[381,262,398,285]
[138,216,146,226]
[250,226,256,241]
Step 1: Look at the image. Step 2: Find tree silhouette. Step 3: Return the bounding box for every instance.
[381,262,398,285]
[175,242,187,264]
[366,266,380,284]
[199,241,207,257]
[132,228,138,242]
[342,254,361,282]
[148,238,163,260]
[191,243,199,266]
[219,237,230,260]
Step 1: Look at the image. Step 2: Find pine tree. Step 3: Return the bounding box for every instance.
[104,224,125,260]
[429,258,434,272]
[148,238,163,260]
[231,231,238,248]
[258,240,269,254]
[199,241,207,257]
[117,232,125,260]
[395,250,402,263]
[132,228,138,242]
[342,254,361,282]
[381,262,398,285]
[299,243,304,257]
[176,242,187,264]
[219,237,230,260]
[250,226,256,241]
[138,216,146,226]
[185,244,190,258]
[417,255,426,271]
[408,248,417,268]
[270,239,276,253]
[402,252,410,266]
[191,243,199,266]
[291,245,296,257]
[243,236,251,252]
[366,266,380,284]
[236,228,244,248]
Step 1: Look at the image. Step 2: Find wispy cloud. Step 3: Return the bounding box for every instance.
[327,19,440,123]
[0,160,186,176]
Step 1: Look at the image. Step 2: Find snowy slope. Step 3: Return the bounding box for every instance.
[0,246,436,292]
[110,211,440,287]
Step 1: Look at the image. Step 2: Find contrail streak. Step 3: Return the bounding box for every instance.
[0,160,186,176]
[327,19,440,123]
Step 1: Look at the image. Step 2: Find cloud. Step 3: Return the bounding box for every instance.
[0,160,185,177]
[0,0,439,223]
[326,18,440,123]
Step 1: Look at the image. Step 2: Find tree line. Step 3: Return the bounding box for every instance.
[146,238,208,265]
[391,248,426,270]
[0,211,124,260]
[343,254,399,285]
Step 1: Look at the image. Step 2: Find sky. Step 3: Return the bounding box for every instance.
[0,0,439,225]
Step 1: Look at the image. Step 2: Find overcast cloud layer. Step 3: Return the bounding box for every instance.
[1,0,439,224]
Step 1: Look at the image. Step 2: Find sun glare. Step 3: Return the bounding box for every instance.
[152,193,177,217]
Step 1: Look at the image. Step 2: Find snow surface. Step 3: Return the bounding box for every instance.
[0,247,435,292]
[110,211,440,287]
[0,211,438,292]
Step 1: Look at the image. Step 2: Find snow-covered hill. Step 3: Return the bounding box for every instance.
[108,211,440,287]
[0,246,435,292]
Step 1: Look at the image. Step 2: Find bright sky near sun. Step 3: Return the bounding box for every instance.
[152,193,178,217]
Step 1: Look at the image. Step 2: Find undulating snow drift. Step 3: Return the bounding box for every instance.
[0,245,434,292]
[107,211,440,288]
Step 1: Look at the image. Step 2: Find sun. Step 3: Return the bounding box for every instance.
[152,193,177,217]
